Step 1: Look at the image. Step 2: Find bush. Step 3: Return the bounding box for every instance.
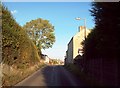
[1,4,44,86]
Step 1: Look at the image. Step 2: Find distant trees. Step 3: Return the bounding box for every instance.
[49,59,60,65]
[23,18,55,51]
[85,2,120,59]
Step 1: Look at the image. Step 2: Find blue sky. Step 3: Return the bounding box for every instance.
[3,2,95,61]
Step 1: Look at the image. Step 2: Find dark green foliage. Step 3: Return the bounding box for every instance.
[2,4,40,67]
[85,2,120,59]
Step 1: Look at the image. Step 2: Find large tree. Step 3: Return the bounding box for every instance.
[85,2,120,59]
[23,18,55,50]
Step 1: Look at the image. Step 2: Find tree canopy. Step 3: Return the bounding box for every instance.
[84,2,120,59]
[23,18,55,50]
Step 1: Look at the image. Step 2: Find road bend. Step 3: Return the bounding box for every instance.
[15,65,85,86]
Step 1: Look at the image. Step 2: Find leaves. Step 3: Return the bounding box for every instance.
[23,18,55,50]
[2,4,40,66]
[85,2,120,59]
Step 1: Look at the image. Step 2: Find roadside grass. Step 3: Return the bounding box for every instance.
[2,63,46,86]
[64,64,101,86]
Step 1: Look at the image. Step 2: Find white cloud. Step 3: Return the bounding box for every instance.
[11,10,18,14]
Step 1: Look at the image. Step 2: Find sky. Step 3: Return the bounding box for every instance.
[3,2,95,61]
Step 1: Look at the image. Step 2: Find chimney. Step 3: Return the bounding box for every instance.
[78,26,83,32]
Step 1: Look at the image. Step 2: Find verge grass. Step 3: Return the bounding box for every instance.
[2,63,46,86]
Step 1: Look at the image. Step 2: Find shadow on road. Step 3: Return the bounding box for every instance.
[40,65,85,86]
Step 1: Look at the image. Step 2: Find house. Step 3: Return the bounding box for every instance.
[41,54,50,64]
[65,26,91,64]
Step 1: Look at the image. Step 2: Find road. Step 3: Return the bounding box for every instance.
[15,65,85,86]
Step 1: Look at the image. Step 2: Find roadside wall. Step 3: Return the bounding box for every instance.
[84,58,118,86]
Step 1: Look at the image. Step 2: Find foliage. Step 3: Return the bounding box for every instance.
[84,2,120,59]
[0,3,2,27]
[1,4,47,86]
[49,59,57,64]
[23,18,55,50]
[2,4,45,86]
[2,4,40,66]
[0,3,2,64]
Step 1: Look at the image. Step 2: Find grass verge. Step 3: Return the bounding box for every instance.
[2,63,46,86]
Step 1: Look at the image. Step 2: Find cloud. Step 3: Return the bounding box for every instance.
[11,10,18,14]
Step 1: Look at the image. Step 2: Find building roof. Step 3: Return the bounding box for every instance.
[68,37,73,45]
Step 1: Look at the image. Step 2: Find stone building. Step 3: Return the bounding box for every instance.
[65,26,91,64]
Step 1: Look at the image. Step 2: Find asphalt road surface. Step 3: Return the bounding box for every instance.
[15,65,85,86]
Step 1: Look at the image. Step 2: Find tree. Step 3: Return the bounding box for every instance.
[23,18,55,50]
[84,2,120,59]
